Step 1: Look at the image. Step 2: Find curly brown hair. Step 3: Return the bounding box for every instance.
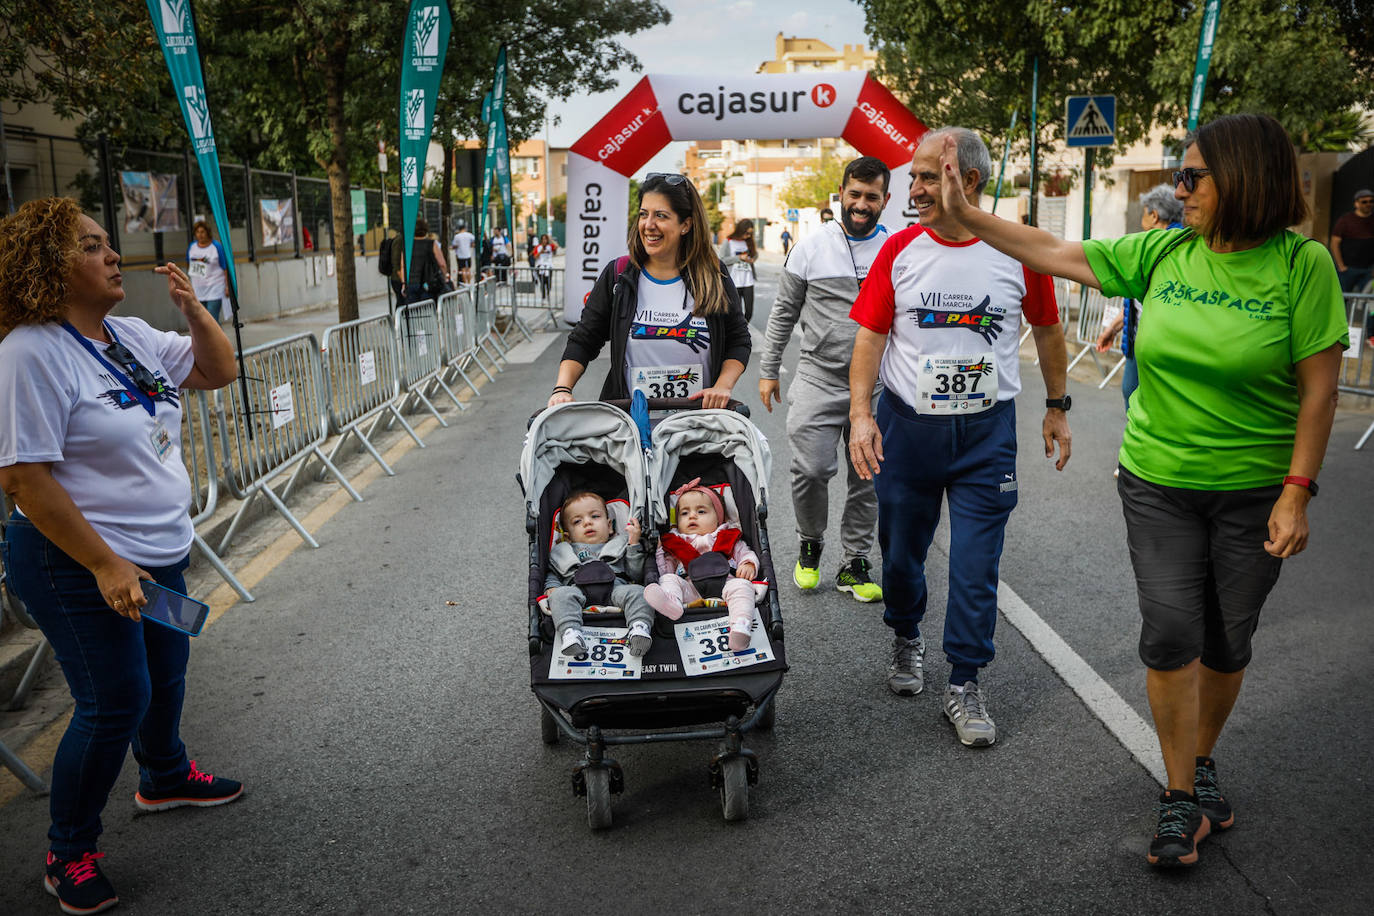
[0,197,84,337]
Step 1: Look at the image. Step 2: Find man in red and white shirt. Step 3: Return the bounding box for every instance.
[847,127,1071,748]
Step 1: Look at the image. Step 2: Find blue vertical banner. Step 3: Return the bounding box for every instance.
[1187,0,1222,132]
[399,0,453,277]
[143,0,239,304]
[479,46,514,244]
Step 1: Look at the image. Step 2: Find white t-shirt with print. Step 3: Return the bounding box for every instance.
[452,230,475,260]
[0,317,197,566]
[728,239,755,288]
[624,270,711,394]
[187,240,227,301]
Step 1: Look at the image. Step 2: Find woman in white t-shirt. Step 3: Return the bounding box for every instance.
[549,173,751,407]
[186,220,229,321]
[533,233,558,300]
[0,198,242,913]
[718,218,758,320]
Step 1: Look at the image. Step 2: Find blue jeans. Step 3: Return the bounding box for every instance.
[201,298,223,321]
[1121,355,1139,410]
[1,514,192,857]
[875,393,1019,684]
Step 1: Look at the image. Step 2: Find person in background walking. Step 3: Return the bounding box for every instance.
[936,113,1345,868]
[719,219,758,321]
[780,227,792,257]
[1330,188,1374,337]
[0,198,244,915]
[820,208,834,224]
[491,228,512,284]
[185,220,228,322]
[400,218,451,305]
[451,222,476,285]
[533,233,558,301]
[1095,184,1183,410]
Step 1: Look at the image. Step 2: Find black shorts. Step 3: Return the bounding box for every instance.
[456,257,471,268]
[1117,467,1283,672]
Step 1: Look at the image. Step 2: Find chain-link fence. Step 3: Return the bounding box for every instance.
[1,128,447,268]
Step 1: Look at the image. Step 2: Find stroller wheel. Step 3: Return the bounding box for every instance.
[585,767,614,829]
[540,707,560,745]
[720,758,750,822]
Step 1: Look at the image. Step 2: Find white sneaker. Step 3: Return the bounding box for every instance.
[560,628,588,658]
[627,621,652,658]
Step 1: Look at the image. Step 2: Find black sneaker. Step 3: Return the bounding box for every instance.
[1194,756,1235,831]
[134,760,243,813]
[1146,790,1211,867]
[793,538,822,590]
[45,851,118,915]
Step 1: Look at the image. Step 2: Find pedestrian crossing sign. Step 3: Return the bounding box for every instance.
[1065,95,1116,148]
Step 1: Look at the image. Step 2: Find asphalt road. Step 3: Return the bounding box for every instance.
[1,254,1371,915]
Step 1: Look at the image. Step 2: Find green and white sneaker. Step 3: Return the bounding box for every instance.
[793,538,822,590]
[836,558,882,602]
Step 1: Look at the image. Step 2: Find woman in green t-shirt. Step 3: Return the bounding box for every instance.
[933,113,1346,868]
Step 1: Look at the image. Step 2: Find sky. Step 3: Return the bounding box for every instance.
[542,0,871,171]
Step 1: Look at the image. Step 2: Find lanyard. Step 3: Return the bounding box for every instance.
[836,222,865,288]
[60,321,157,417]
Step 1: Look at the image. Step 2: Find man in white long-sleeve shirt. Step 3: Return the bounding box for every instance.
[758,156,890,602]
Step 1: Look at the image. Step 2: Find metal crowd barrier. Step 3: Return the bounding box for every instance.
[320,314,426,482]
[394,298,465,426]
[1341,293,1374,450]
[502,264,565,330]
[216,333,362,553]
[181,389,253,601]
[435,288,486,398]
[1066,286,1123,377]
[472,277,511,369]
[485,268,537,345]
[1027,277,1074,365]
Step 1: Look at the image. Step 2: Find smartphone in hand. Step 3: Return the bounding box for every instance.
[139,580,210,637]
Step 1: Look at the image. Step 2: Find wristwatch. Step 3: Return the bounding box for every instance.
[1282,475,1318,497]
[1045,395,1072,411]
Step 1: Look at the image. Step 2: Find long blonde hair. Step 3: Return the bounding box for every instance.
[627,175,729,316]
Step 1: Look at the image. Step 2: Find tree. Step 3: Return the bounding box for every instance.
[550,193,566,224]
[779,155,846,210]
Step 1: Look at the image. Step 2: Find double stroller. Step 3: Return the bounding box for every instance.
[518,399,787,828]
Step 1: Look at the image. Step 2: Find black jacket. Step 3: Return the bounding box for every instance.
[561,259,752,400]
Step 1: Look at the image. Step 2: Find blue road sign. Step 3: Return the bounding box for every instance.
[1065,95,1116,148]
[786,208,799,221]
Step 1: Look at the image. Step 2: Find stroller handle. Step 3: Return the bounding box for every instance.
[602,397,751,419]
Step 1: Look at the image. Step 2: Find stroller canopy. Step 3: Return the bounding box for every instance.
[648,409,771,526]
[520,402,648,519]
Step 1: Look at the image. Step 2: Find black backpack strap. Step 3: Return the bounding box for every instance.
[1143,229,1196,297]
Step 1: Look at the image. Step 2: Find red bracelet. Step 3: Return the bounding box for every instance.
[1282,475,1318,497]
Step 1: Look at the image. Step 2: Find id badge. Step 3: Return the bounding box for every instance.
[915,354,998,414]
[149,418,174,464]
[631,365,702,400]
[188,260,209,279]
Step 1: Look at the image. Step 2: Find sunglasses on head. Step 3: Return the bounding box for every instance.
[644,172,688,187]
[104,341,163,395]
[1172,167,1212,193]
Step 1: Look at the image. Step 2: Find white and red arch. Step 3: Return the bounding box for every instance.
[564,72,928,321]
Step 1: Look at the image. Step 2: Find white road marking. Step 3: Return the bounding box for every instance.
[997,580,1167,786]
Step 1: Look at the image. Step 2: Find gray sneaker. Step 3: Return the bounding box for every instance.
[887,636,925,696]
[943,681,996,747]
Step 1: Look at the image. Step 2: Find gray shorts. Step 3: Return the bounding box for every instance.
[1117,467,1283,672]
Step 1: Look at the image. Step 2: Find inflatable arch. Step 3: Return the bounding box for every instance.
[563,72,929,322]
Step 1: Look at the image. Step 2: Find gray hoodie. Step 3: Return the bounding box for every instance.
[759,222,889,384]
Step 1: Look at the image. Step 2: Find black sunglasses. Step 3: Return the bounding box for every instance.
[105,341,164,395]
[1172,167,1212,193]
[644,172,688,187]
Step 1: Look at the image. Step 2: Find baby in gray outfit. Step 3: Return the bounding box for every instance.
[544,491,655,657]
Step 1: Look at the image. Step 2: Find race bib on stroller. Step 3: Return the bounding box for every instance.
[548,625,644,681]
[631,365,701,400]
[914,353,998,414]
[674,612,774,676]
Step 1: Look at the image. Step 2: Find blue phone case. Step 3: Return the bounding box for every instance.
[139,580,209,637]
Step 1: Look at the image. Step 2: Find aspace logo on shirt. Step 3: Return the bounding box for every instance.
[904,292,1006,344]
[1150,280,1277,319]
[631,314,709,353]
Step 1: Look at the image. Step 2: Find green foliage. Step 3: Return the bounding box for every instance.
[550,193,566,224]
[1295,110,1374,154]
[779,154,846,210]
[860,0,1374,165]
